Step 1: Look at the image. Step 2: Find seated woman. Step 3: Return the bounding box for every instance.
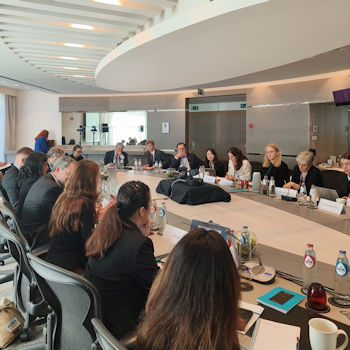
[34,129,50,154]
[225,146,252,181]
[47,160,99,272]
[283,151,323,194]
[17,152,48,217]
[84,181,159,339]
[137,228,241,350]
[260,143,289,187]
[204,148,226,177]
[69,144,84,161]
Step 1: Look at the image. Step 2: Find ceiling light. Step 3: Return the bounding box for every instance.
[94,0,121,5]
[71,23,94,30]
[60,56,78,60]
[64,43,84,48]
[72,75,88,78]
[63,67,79,70]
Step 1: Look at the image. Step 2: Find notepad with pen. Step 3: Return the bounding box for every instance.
[256,287,305,314]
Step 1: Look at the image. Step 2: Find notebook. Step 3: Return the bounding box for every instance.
[250,318,300,350]
[257,287,305,314]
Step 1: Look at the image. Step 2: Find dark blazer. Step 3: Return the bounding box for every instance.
[147,149,170,168]
[291,165,323,194]
[84,224,159,339]
[104,150,129,166]
[1,165,21,215]
[69,154,84,161]
[21,173,63,249]
[203,160,226,177]
[169,152,204,170]
[18,176,41,218]
[260,161,290,188]
[338,175,350,198]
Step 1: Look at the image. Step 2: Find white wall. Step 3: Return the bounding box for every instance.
[16,90,61,149]
[0,94,5,160]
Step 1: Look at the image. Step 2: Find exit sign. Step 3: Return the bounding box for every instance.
[197,88,204,95]
[191,105,199,111]
[240,103,246,108]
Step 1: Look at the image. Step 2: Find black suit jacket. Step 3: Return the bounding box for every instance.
[170,152,204,170]
[104,150,129,166]
[21,173,63,249]
[260,161,290,188]
[84,224,159,338]
[291,165,323,194]
[1,165,21,215]
[147,149,170,168]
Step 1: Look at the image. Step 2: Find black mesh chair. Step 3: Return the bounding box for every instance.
[27,253,102,350]
[320,170,348,196]
[0,218,48,343]
[91,318,127,350]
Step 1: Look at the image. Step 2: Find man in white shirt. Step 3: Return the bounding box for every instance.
[340,153,350,197]
[104,143,129,167]
[170,142,204,171]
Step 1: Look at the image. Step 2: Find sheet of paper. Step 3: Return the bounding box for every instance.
[162,224,187,245]
[275,187,298,198]
[238,301,264,335]
[203,175,216,184]
[318,198,343,215]
[250,318,300,350]
[219,178,234,187]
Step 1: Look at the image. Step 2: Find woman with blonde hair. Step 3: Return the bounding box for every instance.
[34,129,50,153]
[260,143,289,187]
[137,228,241,350]
[47,160,100,272]
[284,151,323,194]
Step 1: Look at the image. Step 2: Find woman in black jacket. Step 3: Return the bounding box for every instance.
[203,148,226,177]
[84,181,159,339]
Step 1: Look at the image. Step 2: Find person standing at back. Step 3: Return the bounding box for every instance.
[21,156,75,249]
[1,147,33,215]
[34,130,50,154]
[169,142,204,171]
[137,228,241,350]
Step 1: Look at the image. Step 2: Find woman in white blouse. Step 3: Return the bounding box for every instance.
[225,147,252,181]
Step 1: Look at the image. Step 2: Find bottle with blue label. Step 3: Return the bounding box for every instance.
[158,202,167,235]
[334,250,350,302]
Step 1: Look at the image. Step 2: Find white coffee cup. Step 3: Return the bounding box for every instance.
[309,318,348,350]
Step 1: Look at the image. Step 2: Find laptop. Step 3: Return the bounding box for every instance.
[314,186,339,202]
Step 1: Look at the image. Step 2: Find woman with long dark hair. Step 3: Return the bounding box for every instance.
[84,181,158,339]
[34,129,49,154]
[225,146,251,181]
[47,160,99,272]
[203,148,226,177]
[17,152,48,216]
[137,228,241,350]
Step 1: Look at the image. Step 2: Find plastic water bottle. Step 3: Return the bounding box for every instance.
[239,226,252,263]
[334,250,350,302]
[309,184,317,209]
[134,159,138,173]
[262,176,269,195]
[158,160,162,172]
[154,161,159,173]
[268,176,276,198]
[302,243,318,294]
[298,181,307,206]
[158,202,167,235]
[138,159,142,173]
[150,200,159,231]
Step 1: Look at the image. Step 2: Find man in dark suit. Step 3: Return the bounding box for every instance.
[1,147,33,215]
[104,143,129,167]
[169,142,204,171]
[340,152,350,197]
[21,156,75,249]
[143,139,170,169]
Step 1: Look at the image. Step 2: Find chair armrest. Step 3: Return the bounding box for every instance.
[119,330,137,349]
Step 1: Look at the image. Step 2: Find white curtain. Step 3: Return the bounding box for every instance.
[5,95,16,150]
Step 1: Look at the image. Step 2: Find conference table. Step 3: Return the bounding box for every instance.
[110,169,350,349]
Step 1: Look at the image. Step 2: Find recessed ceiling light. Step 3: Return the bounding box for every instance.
[72,75,87,78]
[60,56,79,60]
[71,23,94,30]
[63,67,79,70]
[94,0,121,5]
[64,43,84,48]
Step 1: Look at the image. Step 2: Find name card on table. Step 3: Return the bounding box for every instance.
[275,187,298,198]
[318,198,343,215]
[219,179,234,187]
[203,175,216,184]
[163,224,187,245]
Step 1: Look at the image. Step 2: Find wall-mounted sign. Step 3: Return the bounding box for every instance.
[162,122,169,134]
[197,88,204,95]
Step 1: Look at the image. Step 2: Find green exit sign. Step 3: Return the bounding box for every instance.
[240,103,246,109]
[197,88,204,95]
[191,105,199,111]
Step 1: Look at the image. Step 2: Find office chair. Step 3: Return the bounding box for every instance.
[27,253,102,350]
[0,219,48,343]
[91,318,128,350]
[321,170,348,196]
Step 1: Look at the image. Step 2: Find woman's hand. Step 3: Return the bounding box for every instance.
[283,182,300,190]
[225,174,235,181]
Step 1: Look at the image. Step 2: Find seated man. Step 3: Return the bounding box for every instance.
[1,147,33,215]
[340,152,350,198]
[104,142,129,167]
[169,142,204,171]
[47,146,64,172]
[21,156,75,249]
[143,139,170,169]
